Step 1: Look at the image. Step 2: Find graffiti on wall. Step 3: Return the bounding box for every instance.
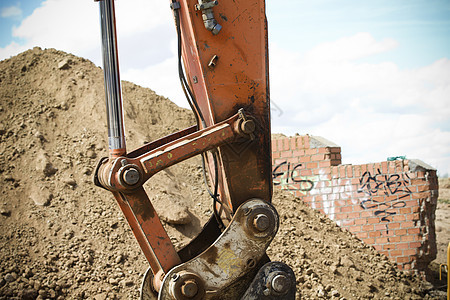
[357,169,412,237]
[357,169,412,222]
[272,161,316,194]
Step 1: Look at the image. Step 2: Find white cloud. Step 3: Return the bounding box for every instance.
[270,33,450,175]
[1,3,449,175]
[1,5,22,18]
[304,32,399,63]
[0,0,179,104]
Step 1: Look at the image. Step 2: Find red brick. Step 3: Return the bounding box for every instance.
[281,151,292,158]
[292,149,305,157]
[409,242,421,249]
[348,226,361,233]
[290,137,297,150]
[299,156,311,163]
[380,250,389,257]
[319,147,331,154]
[283,138,290,151]
[355,232,368,239]
[346,165,353,177]
[362,224,374,231]
[369,231,381,238]
[339,166,346,178]
[334,213,347,220]
[390,250,402,256]
[331,167,339,178]
[350,178,360,185]
[313,202,324,210]
[300,169,313,176]
[311,154,325,161]
[355,218,367,225]
[277,139,283,151]
[319,161,331,168]
[401,235,414,242]
[374,224,386,231]
[273,157,285,164]
[377,237,389,244]
[331,159,341,166]
[395,229,407,236]
[353,205,365,212]
[393,215,406,222]
[417,185,430,192]
[412,191,431,199]
[305,149,318,155]
[383,244,396,250]
[361,211,373,218]
[408,228,420,235]
[354,166,361,178]
[411,178,426,186]
[340,206,353,213]
[272,152,281,159]
[406,213,420,221]
[303,137,310,149]
[399,207,412,214]
[382,229,394,237]
[388,222,400,229]
[342,219,355,226]
[363,238,375,244]
[330,147,341,153]
[404,249,417,256]
[306,162,318,169]
[389,236,401,243]
[286,157,299,164]
[388,163,396,174]
[373,245,382,251]
[397,243,409,250]
[397,256,412,263]
[401,221,415,228]
[347,212,360,219]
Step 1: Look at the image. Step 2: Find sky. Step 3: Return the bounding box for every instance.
[1,0,449,176]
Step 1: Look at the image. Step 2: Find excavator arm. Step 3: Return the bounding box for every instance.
[93,0,295,298]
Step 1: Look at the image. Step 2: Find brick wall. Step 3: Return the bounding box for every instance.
[272,135,438,272]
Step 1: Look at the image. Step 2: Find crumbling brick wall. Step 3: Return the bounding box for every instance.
[272,135,438,272]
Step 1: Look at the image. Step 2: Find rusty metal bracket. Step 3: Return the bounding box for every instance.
[152,199,279,299]
[96,110,250,193]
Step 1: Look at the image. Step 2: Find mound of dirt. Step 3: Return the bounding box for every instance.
[0,48,444,299]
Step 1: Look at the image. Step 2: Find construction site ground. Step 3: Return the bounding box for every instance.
[0,48,448,299]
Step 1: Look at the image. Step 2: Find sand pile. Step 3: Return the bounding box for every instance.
[0,48,444,299]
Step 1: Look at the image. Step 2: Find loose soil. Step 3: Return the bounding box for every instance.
[0,48,447,299]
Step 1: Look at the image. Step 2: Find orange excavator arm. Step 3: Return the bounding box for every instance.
[93,0,295,298]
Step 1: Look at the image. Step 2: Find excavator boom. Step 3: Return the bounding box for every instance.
[93,0,296,298]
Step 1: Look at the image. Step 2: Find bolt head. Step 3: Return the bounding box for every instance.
[253,214,270,232]
[271,274,290,294]
[123,168,140,185]
[240,119,256,134]
[181,280,198,298]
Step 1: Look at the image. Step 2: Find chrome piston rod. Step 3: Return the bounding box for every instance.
[98,0,126,157]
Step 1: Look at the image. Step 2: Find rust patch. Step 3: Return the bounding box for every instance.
[206,246,218,265]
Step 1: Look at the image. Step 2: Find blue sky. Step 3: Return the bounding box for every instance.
[1,0,449,176]
[0,0,42,47]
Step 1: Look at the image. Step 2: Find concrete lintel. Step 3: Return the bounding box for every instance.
[309,135,339,149]
[408,159,436,172]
